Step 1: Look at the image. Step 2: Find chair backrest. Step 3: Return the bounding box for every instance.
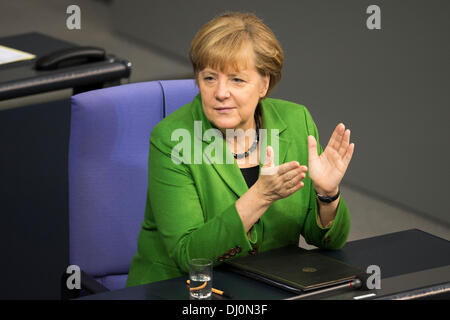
[69,79,198,290]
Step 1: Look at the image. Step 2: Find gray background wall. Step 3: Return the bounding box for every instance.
[112,0,450,226]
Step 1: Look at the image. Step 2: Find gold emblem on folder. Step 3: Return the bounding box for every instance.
[302,267,317,273]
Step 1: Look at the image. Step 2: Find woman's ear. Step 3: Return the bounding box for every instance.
[194,71,200,88]
[260,74,270,98]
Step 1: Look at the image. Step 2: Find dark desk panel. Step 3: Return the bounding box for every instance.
[0,98,71,299]
[79,229,450,300]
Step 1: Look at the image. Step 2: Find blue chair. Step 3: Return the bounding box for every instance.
[67,79,199,296]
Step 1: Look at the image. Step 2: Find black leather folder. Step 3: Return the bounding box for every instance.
[225,245,365,294]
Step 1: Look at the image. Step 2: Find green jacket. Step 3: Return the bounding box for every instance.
[126,94,351,287]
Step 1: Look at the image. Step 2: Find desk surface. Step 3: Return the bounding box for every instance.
[80,229,450,300]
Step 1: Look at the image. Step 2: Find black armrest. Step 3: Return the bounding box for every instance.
[61,269,110,300]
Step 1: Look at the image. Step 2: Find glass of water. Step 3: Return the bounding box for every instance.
[189,258,212,300]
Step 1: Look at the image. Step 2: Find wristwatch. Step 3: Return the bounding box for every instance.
[316,188,340,203]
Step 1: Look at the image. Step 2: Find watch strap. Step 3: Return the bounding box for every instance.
[316,188,340,203]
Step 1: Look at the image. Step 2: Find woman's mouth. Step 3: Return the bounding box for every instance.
[214,107,236,113]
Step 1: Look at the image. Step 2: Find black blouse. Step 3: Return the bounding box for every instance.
[240,165,260,188]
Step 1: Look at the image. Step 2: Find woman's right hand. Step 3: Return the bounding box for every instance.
[254,146,308,204]
[235,146,308,233]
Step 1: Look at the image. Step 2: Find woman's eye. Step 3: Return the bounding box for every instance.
[203,76,215,81]
[232,78,244,83]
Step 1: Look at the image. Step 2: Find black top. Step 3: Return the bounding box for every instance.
[240,165,260,188]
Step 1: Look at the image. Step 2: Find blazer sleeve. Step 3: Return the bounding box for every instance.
[147,130,255,273]
[301,107,351,249]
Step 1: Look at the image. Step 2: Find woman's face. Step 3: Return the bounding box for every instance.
[198,56,270,132]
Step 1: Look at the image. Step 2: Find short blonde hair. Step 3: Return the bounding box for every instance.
[189,12,284,96]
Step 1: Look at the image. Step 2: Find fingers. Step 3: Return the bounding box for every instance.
[285,169,308,194]
[338,128,351,157]
[280,166,308,194]
[261,146,277,175]
[277,161,297,175]
[263,146,274,167]
[286,180,305,194]
[326,123,353,160]
[308,135,319,166]
[344,142,355,164]
[326,123,345,151]
[259,156,307,197]
[334,125,355,165]
[281,166,307,183]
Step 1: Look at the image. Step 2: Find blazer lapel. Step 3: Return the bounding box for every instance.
[208,147,249,198]
[259,99,291,167]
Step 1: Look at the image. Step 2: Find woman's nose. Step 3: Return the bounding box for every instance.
[214,80,230,100]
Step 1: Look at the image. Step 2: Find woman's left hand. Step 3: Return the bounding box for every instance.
[307,123,355,196]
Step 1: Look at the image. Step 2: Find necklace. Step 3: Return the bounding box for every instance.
[232,114,260,159]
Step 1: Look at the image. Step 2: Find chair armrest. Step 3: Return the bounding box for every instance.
[61,269,110,300]
[80,270,110,293]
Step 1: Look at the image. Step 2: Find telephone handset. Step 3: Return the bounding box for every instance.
[35,46,106,70]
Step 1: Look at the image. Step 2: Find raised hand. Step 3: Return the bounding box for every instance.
[256,146,308,203]
[307,123,355,196]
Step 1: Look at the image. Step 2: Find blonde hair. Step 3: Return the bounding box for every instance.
[189,12,284,96]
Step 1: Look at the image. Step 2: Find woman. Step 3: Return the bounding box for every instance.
[126,12,355,286]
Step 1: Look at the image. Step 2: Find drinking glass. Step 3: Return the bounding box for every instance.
[188,258,212,299]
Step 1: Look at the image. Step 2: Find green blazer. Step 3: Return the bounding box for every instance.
[126,94,351,287]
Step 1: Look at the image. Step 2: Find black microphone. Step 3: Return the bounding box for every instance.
[284,274,368,300]
[356,271,370,290]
